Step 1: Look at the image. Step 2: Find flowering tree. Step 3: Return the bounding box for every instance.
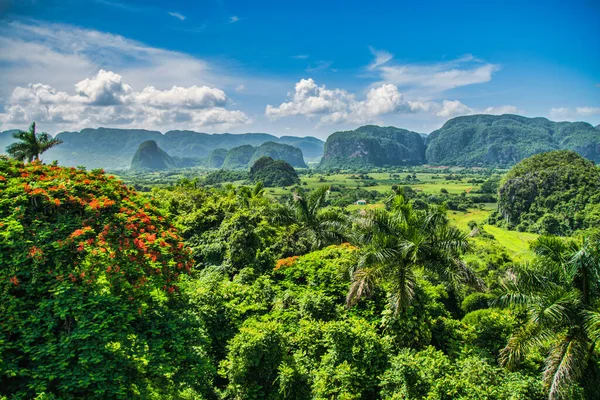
[0,158,212,398]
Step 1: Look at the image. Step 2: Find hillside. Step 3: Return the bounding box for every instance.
[221,145,256,169]
[426,114,600,167]
[130,140,175,171]
[249,141,307,168]
[0,127,324,170]
[319,125,426,169]
[204,148,228,168]
[490,150,600,235]
[249,156,300,187]
[221,142,307,169]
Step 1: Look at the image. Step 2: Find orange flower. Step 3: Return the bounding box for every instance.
[54,198,61,206]
[0,175,6,181]
[274,256,299,270]
[9,276,19,286]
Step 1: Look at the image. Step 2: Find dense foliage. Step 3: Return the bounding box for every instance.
[426,114,600,167]
[3,143,600,399]
[319,125,426,170]
[0,158,211,399]
[249,157,300,187]
[491,150,600,235]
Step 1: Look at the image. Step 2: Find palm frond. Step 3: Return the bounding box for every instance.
[500,324,554,369]
[544,335,588,400]
[347,266,382,307]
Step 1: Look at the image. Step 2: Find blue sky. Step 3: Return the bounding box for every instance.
[0,0,598,138]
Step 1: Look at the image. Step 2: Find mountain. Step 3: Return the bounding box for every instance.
[204,148,228,168]
[319,125,426,169]
[0,130,20,154]
[221,142,307,169]
[491,150,600,235]
[249,156,300,187]
[277,136,324,160]
[426,114,600,167]
[130,140,175,171]
[221,145,256,169]
[0,127,324,170]
[249,142,307,168]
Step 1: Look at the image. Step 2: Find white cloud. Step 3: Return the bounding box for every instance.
[267,78,520,125]
[0,21,249,104]
[291,55,309,60]
[482,105,520,115]
[168,12,186,21]
[368,52,499,94]
[235,84,246,92]
[0,70,251,131]
[74,69,133,105]
[550,106,600,121]
[229,16,240,23]
[367,47,393,70]
[435,100,473,118]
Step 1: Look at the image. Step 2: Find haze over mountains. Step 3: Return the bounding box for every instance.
[1,114,599,170]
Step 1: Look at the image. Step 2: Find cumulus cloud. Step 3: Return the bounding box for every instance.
[266,78,520,125]
[0,70,251,131]
[435,100,473,118]
[550,106,600,121]
[0,20,261,108]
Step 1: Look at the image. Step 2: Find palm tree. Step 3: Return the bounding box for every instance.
[6,122,62,163]
[499,235,600,399]
[236,181,266,208]
[347,194,477,312]
[270,186,347,251]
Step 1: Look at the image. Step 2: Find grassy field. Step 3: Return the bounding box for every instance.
[448,209,538,261]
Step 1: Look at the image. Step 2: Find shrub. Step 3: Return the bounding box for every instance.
[0,159,212,399]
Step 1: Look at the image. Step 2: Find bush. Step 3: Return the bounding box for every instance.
[0,159,212,399]
[461,292,496,313]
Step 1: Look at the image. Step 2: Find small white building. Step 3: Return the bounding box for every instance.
[355,199,367,205]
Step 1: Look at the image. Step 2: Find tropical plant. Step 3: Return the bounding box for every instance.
[347,194,478,312]
[270,186,347,252]
[499,235,600,399]
[0,158,213,399]
[6,122,63,162]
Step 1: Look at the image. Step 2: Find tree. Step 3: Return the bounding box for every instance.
[499,235,600,399]
[0,159,213,399]
[270,186,347,252]
[6,122,62,163]
[347,194,478,312]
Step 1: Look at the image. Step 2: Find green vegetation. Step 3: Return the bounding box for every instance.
[222,144,256,169]
[0,158,210,399]
[6,122,63,163]
[491,150,600,235]
[249,156,300,187]
[319,125,426,169]
[426,114,600,167]
[3,132,600,399]
[130,140,175,171]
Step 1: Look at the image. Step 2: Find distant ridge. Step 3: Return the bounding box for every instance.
[0,127,324,170]
[426,114,600,167]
